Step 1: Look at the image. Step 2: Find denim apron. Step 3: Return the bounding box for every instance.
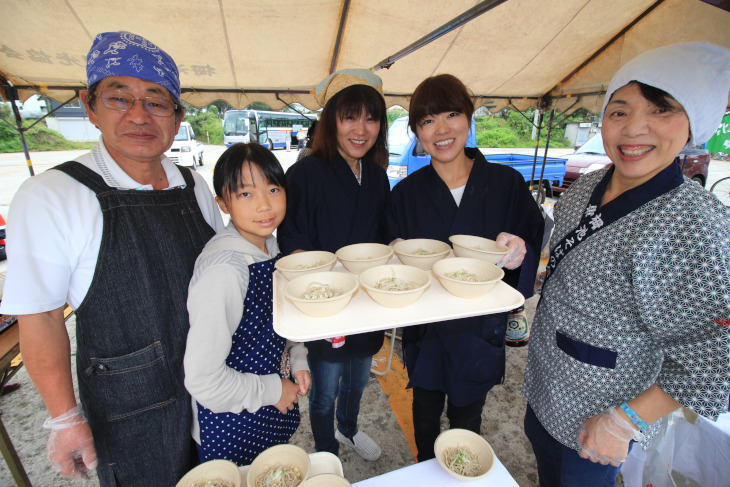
[54,161,215,486]
[197,255,300,466]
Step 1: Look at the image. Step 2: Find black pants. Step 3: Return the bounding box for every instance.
[412,387,487,462]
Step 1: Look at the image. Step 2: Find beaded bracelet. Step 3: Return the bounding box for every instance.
[619,402,648,431]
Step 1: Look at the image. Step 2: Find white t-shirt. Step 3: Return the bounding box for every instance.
[0,140,224,315]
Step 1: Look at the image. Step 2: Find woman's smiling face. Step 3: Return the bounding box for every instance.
[602,82,690,188]
[415,111,470,166]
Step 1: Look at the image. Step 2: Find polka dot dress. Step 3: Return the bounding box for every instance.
[197,255,300,466]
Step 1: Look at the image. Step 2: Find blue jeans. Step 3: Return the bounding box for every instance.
[308,354,372,455]
[524,405,631,487]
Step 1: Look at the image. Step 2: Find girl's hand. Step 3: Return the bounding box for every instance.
[577,407,644,466]
[496,232,527,269]
[389,238,404,247]
[293,370,312,396]
[274,378,300,415]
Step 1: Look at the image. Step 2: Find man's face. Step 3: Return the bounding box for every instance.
[81,76,182,168]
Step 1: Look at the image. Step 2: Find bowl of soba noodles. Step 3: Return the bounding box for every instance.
[275,251,337,280]
[393,238,451,270]
[432,258,504,299]
[358,265,431,308]
[448,235,509,265]
[284,271,359,317]
[246,444,310,487]
[434,428,495,481]
[175,459,242,487]
[335,243,394,275]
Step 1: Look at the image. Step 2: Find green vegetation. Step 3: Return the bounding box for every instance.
[0,104,95,153]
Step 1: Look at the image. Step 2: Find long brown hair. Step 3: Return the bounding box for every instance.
[311,84,388,169]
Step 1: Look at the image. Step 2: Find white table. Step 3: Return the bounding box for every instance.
[353,457,519,487]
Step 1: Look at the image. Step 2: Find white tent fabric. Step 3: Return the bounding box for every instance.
[1,0,729,113]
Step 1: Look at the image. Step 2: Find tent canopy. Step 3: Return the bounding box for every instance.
[1,0,729,114]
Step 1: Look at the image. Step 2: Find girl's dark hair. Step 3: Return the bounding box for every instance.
[408,74,474,134]
[607,81,678,111]
[311,84,388,169]
[213,143,287,200]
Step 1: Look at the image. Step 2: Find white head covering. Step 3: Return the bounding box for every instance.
[601,42,730,146]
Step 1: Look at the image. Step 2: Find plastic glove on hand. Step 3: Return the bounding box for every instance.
[496,232,526,270]
[577,407,645,466]
[44,406,98,479]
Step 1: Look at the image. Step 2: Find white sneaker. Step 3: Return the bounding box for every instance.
[335,429,381,461]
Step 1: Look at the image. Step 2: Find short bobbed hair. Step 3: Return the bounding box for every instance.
[408,74,474,135]
[213,143,287,201]
[311,84,388,169]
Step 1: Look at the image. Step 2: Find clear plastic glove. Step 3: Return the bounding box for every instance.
[496,232,527,270]
[43,406,98,479]
[577,407,645,466]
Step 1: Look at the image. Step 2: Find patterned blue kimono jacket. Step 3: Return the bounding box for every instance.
[387,148,544,406]
[278,152,390,360]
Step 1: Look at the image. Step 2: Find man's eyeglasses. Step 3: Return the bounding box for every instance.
[96,90,178,117]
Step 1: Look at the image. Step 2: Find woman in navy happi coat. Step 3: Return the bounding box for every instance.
[386,74,544,461]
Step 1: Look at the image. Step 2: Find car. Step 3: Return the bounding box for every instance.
[552,133,710,194]
[164,121,204,170]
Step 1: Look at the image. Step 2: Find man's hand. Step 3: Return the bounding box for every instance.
[44,407,98,479]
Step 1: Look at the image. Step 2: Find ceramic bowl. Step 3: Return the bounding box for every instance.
[175,459,242,487]
[448,235,509,265]
[284,271,358,317]
[434,428,496,481]
[432,257,504,299]
[275,251,337,280]
[299,473,352,487]
[393,238,451,270]
[246,444,310,487]
[335,243,394,275]
[358,264,431,308]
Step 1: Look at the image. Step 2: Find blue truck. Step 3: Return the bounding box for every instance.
[386,116,566,200]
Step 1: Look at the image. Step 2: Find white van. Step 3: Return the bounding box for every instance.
[165,121,204,170]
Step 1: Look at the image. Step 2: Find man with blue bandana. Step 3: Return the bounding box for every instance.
[0,31,223,485]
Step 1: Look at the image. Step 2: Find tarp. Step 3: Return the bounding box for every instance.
[1,0,729,113]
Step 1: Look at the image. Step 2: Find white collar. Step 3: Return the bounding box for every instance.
[90,137,186,190]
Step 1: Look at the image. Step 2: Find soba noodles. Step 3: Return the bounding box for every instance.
[412,247,436,255]
[190,479,234,487]
[254,464,303,487]
[450,269,481,282]
[295,260,326,270]
[374,276,418,291]
[303,282,344,300]
[442,445,483,477]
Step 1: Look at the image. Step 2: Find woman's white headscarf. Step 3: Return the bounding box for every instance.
[601,42,730,147]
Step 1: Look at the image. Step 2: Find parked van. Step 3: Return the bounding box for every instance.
[165,122,204,170]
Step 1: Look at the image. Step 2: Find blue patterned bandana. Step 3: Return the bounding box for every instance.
[86,31,180,100]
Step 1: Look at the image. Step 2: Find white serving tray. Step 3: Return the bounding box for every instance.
[273,256,524,342]
[240,451,344,486]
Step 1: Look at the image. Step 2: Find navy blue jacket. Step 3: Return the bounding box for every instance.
[278,152,390,361]
[387,148,544,405]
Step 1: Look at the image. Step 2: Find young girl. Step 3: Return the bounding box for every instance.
[184,143,311,466]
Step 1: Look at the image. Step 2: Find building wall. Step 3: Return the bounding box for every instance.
[45,117,100,142]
